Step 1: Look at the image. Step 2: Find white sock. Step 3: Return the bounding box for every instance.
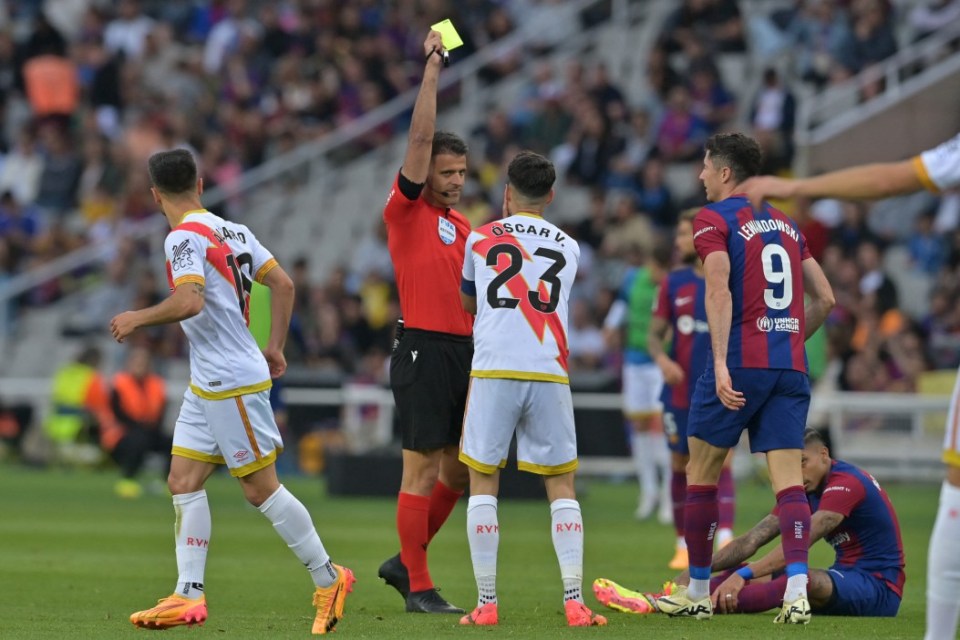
[173,490,210,599]
[785,574,809,602]
[467,495,499,606]
[258,485,336,588]
[676,536,687,550]
[925,480,960,640]
[687,578,710,601]
[550,499,584,603]
[631,432,658,509]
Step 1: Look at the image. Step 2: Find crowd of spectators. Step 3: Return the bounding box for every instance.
[0,0,539,329]
[240,0,960,401]
[3,0,960,408]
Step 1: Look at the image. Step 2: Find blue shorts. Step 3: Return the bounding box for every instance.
[663,405,689,455]
[817,567,901,617]
[688,368,810,453]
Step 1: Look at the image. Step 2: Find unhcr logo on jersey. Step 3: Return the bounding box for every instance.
[756,316,800,333]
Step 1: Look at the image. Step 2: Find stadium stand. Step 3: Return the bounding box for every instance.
[0,0,957,478]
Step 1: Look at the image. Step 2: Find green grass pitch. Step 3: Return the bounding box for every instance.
[0,463,936,639]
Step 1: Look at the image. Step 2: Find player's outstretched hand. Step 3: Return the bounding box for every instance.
[714,364,745,411]
[711,572,746,614]
[110,311,139,343]
[741,176,795,211]
[423,29,444,62]
[263,347,287,379]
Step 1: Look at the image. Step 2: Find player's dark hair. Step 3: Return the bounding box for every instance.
[507,150,556,200]
[705,133,763,183]
[432,131,468,157]
[148,149,198,195]
[803,427,828,449]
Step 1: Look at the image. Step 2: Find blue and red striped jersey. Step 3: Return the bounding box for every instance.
[807,460,906,598]
[693,195,810,373]
[653,266,709,409]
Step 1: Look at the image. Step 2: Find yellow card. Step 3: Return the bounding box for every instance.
[431,19,464,50]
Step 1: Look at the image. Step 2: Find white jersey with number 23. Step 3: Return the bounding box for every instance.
[462,213,580,384]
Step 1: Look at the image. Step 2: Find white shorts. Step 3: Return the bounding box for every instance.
[172,388,283,477]
[623,362,664,417]
[460,378,578,476]
[944,372,960,467]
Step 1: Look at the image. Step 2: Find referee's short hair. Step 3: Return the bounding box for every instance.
[432,131,468,157]
[148,149,198,195]
[705,133,762,184]
[507,151,555,201]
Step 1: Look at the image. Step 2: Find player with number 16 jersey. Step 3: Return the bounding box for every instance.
[115,149,353,635]
[164,211,277,400]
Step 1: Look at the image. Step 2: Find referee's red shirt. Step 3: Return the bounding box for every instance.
[383,172,473,336]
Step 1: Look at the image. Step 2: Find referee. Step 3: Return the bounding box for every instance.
[377,29,472,615]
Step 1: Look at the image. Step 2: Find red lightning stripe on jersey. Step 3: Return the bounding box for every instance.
[474,228,569,372]
[175,221,250,325]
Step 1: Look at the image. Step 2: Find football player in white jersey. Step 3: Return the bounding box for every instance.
[742,132,960,640]
[110,149,353,635]
[456,151,605,628]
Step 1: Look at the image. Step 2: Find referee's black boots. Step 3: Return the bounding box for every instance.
[378,554,410,599]
[379,553,465,614]
[406,588,465,614]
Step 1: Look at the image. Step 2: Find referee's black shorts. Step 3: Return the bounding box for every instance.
[390,328,473,451]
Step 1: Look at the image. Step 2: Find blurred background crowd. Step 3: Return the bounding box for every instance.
[1,0,959,456]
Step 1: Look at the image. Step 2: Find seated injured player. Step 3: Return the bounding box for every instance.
[594,428,904,618]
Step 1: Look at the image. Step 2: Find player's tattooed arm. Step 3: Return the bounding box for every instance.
[711,514,781,572]
[809,510,844,544]
[111,279,205,339]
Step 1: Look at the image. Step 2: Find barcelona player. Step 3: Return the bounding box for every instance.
[657,133,835,624]
[595,429,904,619]
[743,131,960,640]
[648,208,735,571]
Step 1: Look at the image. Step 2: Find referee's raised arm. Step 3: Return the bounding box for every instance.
[401,30,445,185]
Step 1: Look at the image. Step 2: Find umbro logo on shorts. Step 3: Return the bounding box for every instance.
[411,350,418,362]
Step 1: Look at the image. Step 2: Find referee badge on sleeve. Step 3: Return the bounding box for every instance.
[438,216,456,245]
